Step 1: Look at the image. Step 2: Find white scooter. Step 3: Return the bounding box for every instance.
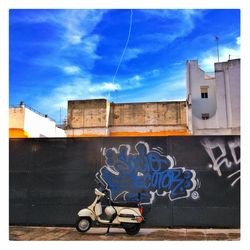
[76,188,144,235]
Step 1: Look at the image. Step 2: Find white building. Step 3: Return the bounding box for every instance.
[9,102,66,138]
[186,59,240,135]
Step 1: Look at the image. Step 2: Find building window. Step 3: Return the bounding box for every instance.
[201,86,208,98]
[202,113,210,120]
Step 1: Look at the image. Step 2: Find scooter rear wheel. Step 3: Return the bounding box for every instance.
[123,223,141,235]
[76,217,92,233]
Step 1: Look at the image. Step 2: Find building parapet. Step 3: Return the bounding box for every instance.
[66,99,189,137]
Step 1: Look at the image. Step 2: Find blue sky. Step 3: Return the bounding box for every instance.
[9,9,240,123]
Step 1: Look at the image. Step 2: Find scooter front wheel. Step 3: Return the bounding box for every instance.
[123,223,141,235]
[76,217,92,233]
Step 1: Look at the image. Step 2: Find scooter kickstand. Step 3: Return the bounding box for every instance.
[105,225,111,235]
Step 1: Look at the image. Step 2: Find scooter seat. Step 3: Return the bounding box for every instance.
[111,201,139,207]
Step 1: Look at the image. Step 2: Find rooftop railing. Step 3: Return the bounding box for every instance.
[9,102,55,123]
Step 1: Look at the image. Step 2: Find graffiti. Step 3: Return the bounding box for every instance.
[96,141,200,204]
[191,191,200,200]
[201,138,240,187]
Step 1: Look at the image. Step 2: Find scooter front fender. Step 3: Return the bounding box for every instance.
[78,208,96,221]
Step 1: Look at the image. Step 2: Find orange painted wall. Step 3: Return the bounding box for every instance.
[9,128,29,138]
[109,130,191,137]
[67,133,104,138]
[67,130,191,137]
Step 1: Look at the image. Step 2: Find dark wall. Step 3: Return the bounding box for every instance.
[9,136,240,228]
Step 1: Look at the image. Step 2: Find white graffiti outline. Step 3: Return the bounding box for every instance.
[201,137,240,187]
[152,147,164,154]
[96,141,199,204]
[191,191,200,200]
[227,170,240,187]
[196,179,202,189]
[228,140,240,165]
[201,138,232,176]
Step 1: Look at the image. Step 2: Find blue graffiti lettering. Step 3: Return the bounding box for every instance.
[96,141,199,204]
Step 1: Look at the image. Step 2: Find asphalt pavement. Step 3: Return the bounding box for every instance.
[9,226,240,241]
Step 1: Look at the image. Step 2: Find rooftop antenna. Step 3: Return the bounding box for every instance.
[214,36,220,62]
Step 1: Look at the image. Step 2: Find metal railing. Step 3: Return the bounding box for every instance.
[9,102,55,123]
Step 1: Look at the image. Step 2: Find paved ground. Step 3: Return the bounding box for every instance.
[9,226,240,241]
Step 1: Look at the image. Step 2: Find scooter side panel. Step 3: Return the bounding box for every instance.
[115,207,140,214]
[78,208,96,221]
[118,208,140,215]
[117,217,140,224]
[115,207,141,224]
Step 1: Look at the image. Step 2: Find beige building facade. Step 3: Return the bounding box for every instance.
[66,99,189,137]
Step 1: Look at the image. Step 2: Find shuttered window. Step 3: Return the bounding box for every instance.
[201,86,208,98]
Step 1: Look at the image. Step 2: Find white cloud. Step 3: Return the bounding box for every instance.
[123,48,144,61]
[34,69,186,119]
[142,9,202,19]
[118,10,203,63]
[112,72,158,94]
[118,73,187,103]
[140,10,203,44]
[81,35,102,60]
[60,10,106,46]
[13,10,105,46]
[199,34,240,72]
[143,69,160,78]
[131,75,141,81]
[124,75,143,89]
[89,82,121,93]
[200,46,240,72]
[35,78,91,114]
[63,66,81,74]
[68,35,82,45]
[35,78,122,118]
[12,10,105,69]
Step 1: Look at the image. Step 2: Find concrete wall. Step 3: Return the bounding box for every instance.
[9,107,25,129]
[67,100,189,136]
[9,137,240,228]
[214,59,240,132]
[186,59,240,135]
[109,102,187,126]
[67,99,108,129]
[9,107,27,138]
